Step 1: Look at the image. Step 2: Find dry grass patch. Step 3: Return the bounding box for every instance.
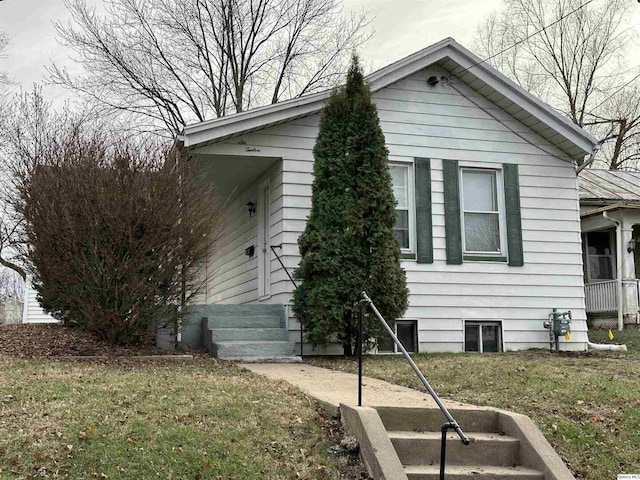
[0,357,368,479]
[307,347,640,479]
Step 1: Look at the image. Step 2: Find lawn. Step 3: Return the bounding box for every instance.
[306,331,640,479]
[0,357,365,479]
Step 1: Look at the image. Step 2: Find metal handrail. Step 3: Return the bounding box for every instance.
[359,291,470,480]
[270,245,304,357]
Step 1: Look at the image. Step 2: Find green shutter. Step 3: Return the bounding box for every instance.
[443,159,462,265]
[503,163,524,266]
[415,158,433,263]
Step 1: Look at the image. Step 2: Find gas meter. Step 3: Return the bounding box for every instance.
[543,308,571,353]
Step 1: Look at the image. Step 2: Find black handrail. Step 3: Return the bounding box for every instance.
[270,245,304,357]
[359,291,470,480]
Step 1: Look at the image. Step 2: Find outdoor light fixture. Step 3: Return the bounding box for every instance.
[628,238,636,253]
[427,76,439,86]
[246,201,256,217]
[245,245,255,257]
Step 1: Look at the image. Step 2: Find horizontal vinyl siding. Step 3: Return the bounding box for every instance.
[205,161,284,304]
[23,281,57,324]
[201,65,587,352]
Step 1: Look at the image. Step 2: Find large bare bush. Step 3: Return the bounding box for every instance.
[9,126,220,344]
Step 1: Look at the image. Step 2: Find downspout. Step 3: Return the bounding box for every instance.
[575,144,600,174]
[602,211,624,331]
[586,336,627,351]
[577,147,627,350]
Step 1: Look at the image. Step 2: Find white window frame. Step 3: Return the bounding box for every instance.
[389,162,415,254]
[459,167,507,257]
[377,319,419,354]
[464,320,504,353]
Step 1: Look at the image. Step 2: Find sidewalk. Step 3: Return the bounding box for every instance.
[242,363,469,416]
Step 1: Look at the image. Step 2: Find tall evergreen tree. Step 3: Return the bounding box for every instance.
[293,55,408,355]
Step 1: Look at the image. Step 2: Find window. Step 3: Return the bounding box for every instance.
[390,164,414,252]
[460,168,506,257]
[377,320,418,353]
[465,321,502,353]
[583,230,615,282]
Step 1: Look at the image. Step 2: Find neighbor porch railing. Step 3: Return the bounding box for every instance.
[584,279,640,314]
[584,280,618,313]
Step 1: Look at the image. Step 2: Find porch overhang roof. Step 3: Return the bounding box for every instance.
[580,203,640,219]
[178,37,597,161]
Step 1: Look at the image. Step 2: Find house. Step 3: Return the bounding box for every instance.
[21,277,57,324]
[579,169,640,330]
[176,37,598,355]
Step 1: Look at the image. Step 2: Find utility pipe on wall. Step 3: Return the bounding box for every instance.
[602,212,624,331]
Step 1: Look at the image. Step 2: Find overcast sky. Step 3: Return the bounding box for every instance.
[1,0,639,108]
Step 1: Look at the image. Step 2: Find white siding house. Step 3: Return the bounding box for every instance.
[181,38,598,353]
[22,277,57,323]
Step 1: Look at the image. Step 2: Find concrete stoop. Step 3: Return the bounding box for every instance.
[340,404,575,480]
[199,304,298,361]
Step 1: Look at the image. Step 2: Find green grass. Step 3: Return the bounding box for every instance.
[0,357,358,479]
[306,337,640,479]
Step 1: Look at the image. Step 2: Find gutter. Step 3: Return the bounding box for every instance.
[575,143,600,174]
[602,211,624,331]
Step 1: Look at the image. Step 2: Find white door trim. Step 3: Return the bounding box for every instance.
[257,177,271,299]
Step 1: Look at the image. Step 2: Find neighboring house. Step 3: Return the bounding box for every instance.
[579,169,640,330]
[22,277,57,323]
[178,37,598,355]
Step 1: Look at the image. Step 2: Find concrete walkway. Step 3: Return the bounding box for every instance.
[242,363,469,416]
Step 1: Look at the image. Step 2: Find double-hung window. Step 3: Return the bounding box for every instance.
[460,168,506,258]
[390,164,414,252]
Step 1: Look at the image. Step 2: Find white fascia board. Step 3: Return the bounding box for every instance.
[443,40,598,157]
[181,91,331,147]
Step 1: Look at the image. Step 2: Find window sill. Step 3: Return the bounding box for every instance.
[463,255,508,263]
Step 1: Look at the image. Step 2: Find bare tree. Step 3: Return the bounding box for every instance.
[7,119,222,344]
[0,268,23,303]
[51,0,371,136]
[474,0,640,169]
[0,31,9,87]
[0,89,71,282]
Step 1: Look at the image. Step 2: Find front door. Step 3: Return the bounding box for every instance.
[258,179,271,298]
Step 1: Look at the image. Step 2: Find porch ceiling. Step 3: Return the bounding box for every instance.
[191,153,280,202]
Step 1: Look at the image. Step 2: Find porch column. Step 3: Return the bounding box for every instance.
[621,220,637,325]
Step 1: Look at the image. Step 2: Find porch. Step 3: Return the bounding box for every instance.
[581,207,640,328]
[584,279,640,317]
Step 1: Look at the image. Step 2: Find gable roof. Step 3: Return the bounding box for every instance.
[579,169,640,205]
[179,37,598,160]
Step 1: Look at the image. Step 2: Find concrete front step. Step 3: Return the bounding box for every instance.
[376,406,500,433]
[214,340,293,359]
[211,327,288,342]
[206,315,282,329]
[196,304,285,317]
[223,355,302,363]
[404,465,544,480]
[390,431,520,467]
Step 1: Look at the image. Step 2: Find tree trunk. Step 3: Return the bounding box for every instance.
[609,118,627,170]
